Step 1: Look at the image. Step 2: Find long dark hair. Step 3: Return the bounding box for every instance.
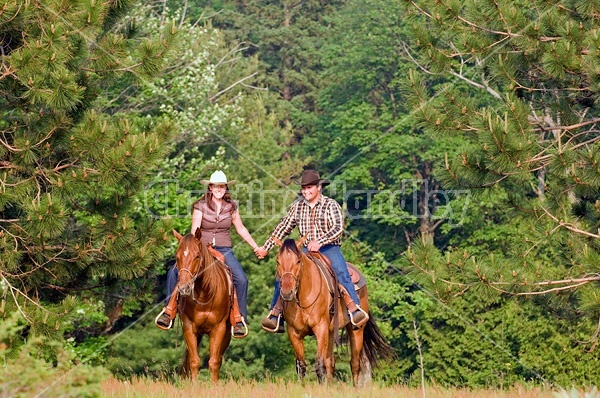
[197,185,237,213]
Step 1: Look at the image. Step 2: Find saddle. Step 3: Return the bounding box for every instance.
[207,245,226,264]
[206,245,247,337]
[307,252,366,295]
[307,252,367,341]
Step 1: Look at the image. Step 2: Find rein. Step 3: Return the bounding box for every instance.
[177,252,218,307]
[178,267,198,283]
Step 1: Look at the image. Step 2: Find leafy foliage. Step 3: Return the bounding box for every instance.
[0,312,108,397]
[7,0,600,390]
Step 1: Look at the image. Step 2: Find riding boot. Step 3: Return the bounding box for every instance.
[341,287,369,329]
[155,291,178,330]
[230,289,248,338]
[261,294,284,333]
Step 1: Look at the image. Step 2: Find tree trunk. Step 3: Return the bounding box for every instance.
[416,161,435,243]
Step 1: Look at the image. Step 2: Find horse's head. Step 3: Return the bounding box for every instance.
[173,229,204,297]
[276,238,306,302]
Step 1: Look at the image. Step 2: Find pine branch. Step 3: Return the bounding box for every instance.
[455,14,515,38]
[535,117,600,133]
[0,273,59,322]
[42,282,107,292]
[515,281,589,296]
[571,135,600,151]
[540,206,600,239]
[515,275,600,287]
[0,63,16,80]
[448,70,502,100]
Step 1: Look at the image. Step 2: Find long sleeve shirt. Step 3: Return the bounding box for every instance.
[263,194,344,252]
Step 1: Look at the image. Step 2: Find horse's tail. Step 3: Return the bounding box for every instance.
[362,315,396,369]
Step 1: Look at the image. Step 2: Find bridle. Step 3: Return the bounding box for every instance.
[177,249,216,306]
[177,254,200,293]
[178,265,198,282]
[278,251,321,309]
[278,261,301,301]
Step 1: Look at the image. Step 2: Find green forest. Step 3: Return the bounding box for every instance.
[2,0,600,395]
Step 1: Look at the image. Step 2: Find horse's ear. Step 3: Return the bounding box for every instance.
[272,235,283,247]
[297,235,308,250]
[173,229,183,241]
[194,227,202,241]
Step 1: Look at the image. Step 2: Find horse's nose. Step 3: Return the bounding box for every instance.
[178,284,192,297]
[281,290,294,301]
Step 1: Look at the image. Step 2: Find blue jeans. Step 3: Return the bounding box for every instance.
[167,246,248,319]
[268,244,360,310]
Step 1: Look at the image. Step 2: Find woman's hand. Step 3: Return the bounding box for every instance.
[254,246,268,259]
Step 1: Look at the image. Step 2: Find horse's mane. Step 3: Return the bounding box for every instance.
[280,239,301,257]
[180,234,226,298]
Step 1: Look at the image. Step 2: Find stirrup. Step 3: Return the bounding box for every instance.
[232,317,249,339]
[261,312,283,333]
[154,309,173,330]
[348,306,369,329]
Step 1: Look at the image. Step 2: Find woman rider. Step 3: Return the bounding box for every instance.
[155,170,260,338]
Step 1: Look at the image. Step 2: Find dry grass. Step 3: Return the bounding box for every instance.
[101,377,556,398]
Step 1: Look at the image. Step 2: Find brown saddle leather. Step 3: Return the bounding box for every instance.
[348,266,360,285]
[207,245,226,264]
[307,251,368,342]
[206,245,243,327]
[308,252,366,291]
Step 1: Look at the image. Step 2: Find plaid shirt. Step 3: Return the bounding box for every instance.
[263,194,344,252]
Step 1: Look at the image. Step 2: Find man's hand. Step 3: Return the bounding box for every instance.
[254,246,268,259]
[307,240,321,252]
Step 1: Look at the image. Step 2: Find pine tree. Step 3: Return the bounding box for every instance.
[0,0,177,335]
[402,0,600,343]
[193,0,344,138]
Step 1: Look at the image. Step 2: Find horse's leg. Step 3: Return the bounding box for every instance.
[181,321,201,381]
[218,322,232,358]
[313,322,331,384]
[207,321,229,383]
[287,329,307,382]
[347,325,365,387]
[358,349,372,387]
[325,327,336,382]
[346,287,370,386]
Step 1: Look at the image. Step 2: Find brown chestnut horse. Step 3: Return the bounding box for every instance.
[173,229,232,382]
[276,238,395,386]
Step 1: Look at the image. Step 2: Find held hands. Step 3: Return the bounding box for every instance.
[254,246,268,259]
[307,240,321,252]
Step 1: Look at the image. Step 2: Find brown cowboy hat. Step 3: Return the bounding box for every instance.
[295,169,330,187]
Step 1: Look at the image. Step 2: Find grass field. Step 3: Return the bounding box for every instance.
[101,378,559,398]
